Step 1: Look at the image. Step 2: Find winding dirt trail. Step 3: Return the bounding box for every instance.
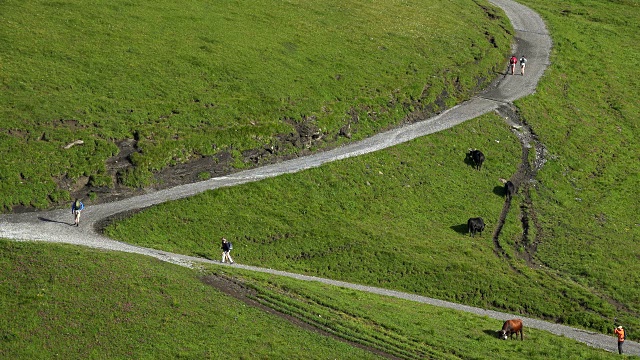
[1,0,636,356]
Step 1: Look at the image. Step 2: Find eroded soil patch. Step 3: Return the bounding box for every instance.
[493,104,548,268]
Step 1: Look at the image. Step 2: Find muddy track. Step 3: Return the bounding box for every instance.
[491,103,548,268]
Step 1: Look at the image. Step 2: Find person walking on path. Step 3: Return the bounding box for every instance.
[221,237,234,264]
[71,199,84,226]
[520,55,527,76]
[509,55,518,75]
[614,325,626,354]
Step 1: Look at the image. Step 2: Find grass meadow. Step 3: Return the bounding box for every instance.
[0,0,510,209]
[0,241,385,359]
[2,0,639,358]
[104,0,640,342]
[515,0,640,331]
[0,240,622,359]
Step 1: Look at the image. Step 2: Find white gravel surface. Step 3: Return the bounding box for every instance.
[1,0,636,355]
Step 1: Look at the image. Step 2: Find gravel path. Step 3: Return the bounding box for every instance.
[1,0,636,356]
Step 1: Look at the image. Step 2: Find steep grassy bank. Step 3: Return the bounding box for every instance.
[0,240,384,359]
[0,0,511,210]
[0,240,622,359]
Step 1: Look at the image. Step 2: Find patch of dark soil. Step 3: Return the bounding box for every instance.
[153,152,235,188]
[490,198,516,268]
[105,138,136,173]
[474,0,501,21]
[284,114,326,148]
[200,273,401,360]
[57,139,147,206]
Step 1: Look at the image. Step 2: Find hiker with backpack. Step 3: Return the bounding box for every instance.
[520,55,527,76]
[71,199,84,226]
[221,237,234,264]
[509,55,518,75]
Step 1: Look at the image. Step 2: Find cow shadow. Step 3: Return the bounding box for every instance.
[450,223,468,235]
[483,329,500,338]
[463,155,475,168]
[493,185,507,197]
[38,216,73,226]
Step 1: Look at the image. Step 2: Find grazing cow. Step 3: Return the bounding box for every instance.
[499,319,524,340]
[500,178,516,200]
[467,217,485,237]
[467,149,485,170]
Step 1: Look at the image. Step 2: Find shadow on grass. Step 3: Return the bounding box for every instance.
[483,329,500,339]
[38,216,73,226]
[195,252,215,261]
[451,223,469,235]
[463,154,476,169]
[493,185,507,197]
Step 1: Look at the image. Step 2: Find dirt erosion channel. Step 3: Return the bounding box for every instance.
[4,0,638,356]
[491,104,548,269]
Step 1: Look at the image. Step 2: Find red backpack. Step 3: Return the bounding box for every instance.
[510,56,517,64]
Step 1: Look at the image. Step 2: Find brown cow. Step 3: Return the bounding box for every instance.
[499,319,523,340]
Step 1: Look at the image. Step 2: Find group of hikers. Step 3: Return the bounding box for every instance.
[509,55,527,76]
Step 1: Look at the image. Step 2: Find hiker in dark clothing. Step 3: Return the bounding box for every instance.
[221,237,234,264]
[71,199,84,226]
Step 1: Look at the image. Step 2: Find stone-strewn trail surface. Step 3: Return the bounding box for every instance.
[1,0,636,355]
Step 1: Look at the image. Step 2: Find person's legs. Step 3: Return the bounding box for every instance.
[222,251,233,263]
[521,64,525,76]
[618,341,623,354]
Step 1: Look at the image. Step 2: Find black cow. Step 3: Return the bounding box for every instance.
[500,178,516,200]
[467,217,485,237]
[467,149,485,170]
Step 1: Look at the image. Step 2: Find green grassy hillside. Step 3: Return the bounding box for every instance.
[516,0,640,331]
[4,0,639,356]
[105,0,640,339]
[0,0,510,210]
[0,241,623,359]
[0,241,385,359]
